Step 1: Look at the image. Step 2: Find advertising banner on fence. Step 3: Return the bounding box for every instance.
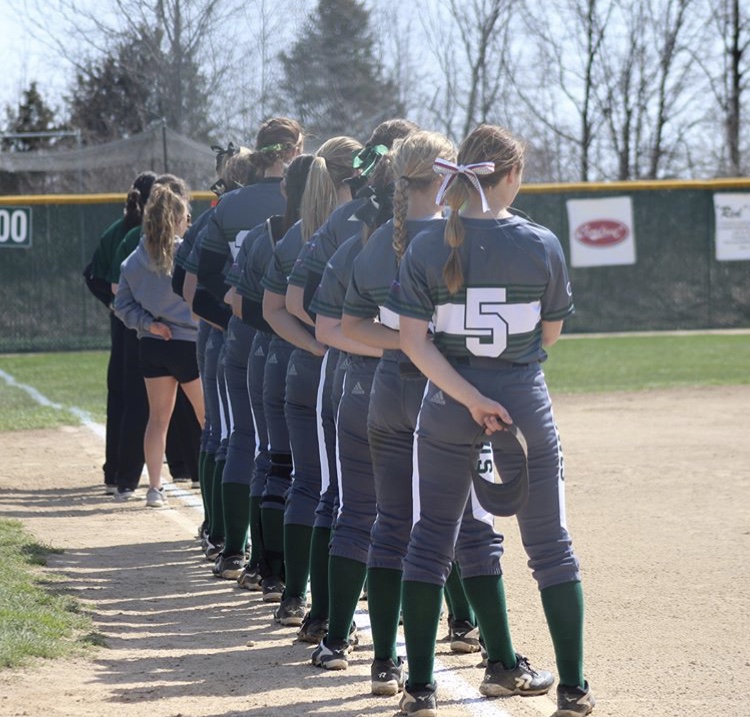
[0,207,32,248]
[713,193,750,261]
[566,196,635,268]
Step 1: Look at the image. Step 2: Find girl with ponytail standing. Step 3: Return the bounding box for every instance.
[115,182,205,508]
[387,124,592,717]
[262,136,362,629]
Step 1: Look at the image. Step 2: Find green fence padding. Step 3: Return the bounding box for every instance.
[0,185,748,353]
[0,198,212,353]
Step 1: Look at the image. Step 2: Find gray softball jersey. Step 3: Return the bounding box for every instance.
[226,221,267,288]
[343,218,444,329]
[387,215,574,364]
[288,198,367,286]
[309,231,365,319]
[174,206,214,271]
[261,222,304,296]
[115,238,197,341]
[201,181,284,259]
[236,222,276,303]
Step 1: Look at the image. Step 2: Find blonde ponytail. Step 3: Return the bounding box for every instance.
[299,136,362,242]
[392,176,409,262]
[442,181,469,294]
[389,131,455,264]
[142,184,188,275]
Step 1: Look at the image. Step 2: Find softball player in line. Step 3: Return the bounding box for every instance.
[263,136,362,629]
[388,125,593,717]
[235,154,315,592]
[341,131,528,698]
[196,120,299,558]
[309,227,383,671]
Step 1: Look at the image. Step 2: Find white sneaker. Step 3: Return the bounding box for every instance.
[104,484,117,495]
[114,488,135,502]
[145,487,168,508]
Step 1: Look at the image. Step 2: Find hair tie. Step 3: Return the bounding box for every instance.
[433,158,495,213]
[399,175,411,184]
[259,143,284,153]
[352,144,388,177]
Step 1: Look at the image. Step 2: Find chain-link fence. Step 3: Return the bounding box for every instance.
[0,193,212,353]
[1,180,749,353]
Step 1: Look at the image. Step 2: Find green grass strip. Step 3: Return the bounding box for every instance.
[545,333,750,393]
[0,519,100,668]
[0,351,108,431]
[0,336,748,433]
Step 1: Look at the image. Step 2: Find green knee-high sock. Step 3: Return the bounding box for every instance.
[308,527,331,619]
[462,574,516,668]
[260,507,284,576]
[327,555,366,642]
[367,567,402,662]
[541,580,585,688]
[202,452,216,534]
[222,482,250,555]
[444,562,476,624]
[210,459,226,541]
[401,580,443,688]
[248,496,263,567]
[283,523,313,599]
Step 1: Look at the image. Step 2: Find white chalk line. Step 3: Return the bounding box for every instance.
[2,367,559,717]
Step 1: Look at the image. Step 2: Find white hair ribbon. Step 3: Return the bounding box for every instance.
[433,158,496,213]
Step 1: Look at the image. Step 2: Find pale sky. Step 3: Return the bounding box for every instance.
[0,1,72,115]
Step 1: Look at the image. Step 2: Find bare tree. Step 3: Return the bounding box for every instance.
[21,0,244,138]
[517,0,614,181]
[693,0,750,175]
[415,0,513,141]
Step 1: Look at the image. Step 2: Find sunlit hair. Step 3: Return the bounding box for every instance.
[443,125,525,294]
[391,131,455,263]
[222,148,259,189]
[142,178,190,275]
[250,117,304,175]
[367,118,420,149]
[300,136,363,241]
[123,171,157,232]
[361,154,395,242]
[283,154,314,233]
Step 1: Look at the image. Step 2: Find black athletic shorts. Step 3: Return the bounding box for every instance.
[139,337,200,383]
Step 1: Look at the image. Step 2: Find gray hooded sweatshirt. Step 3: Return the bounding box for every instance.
[114,237,198,341]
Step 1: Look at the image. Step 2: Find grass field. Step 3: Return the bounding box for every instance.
[0,332,748,432]
[0,519,97,668]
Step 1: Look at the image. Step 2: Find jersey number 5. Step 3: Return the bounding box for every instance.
[464,287,509,357]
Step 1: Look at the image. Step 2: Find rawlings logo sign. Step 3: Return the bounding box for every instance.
[574,219,629,247]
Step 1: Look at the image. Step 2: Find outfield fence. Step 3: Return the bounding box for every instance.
[1,180,749,353]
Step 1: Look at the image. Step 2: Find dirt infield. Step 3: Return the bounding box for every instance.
[0,386,748,717]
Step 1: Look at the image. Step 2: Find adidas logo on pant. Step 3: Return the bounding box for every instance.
[429,390,446,405]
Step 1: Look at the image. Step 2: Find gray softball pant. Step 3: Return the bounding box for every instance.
[261,335,294,511]
[196,321,211,452]
[284,348,327,527]
[404,361,581,590]
[248,331,272,499]
[313,348,341,529]
[202,327,224,455]
[329,355,379,563]
[221,317,256,487]
[215,336,231,463]
[367,353,501,579]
